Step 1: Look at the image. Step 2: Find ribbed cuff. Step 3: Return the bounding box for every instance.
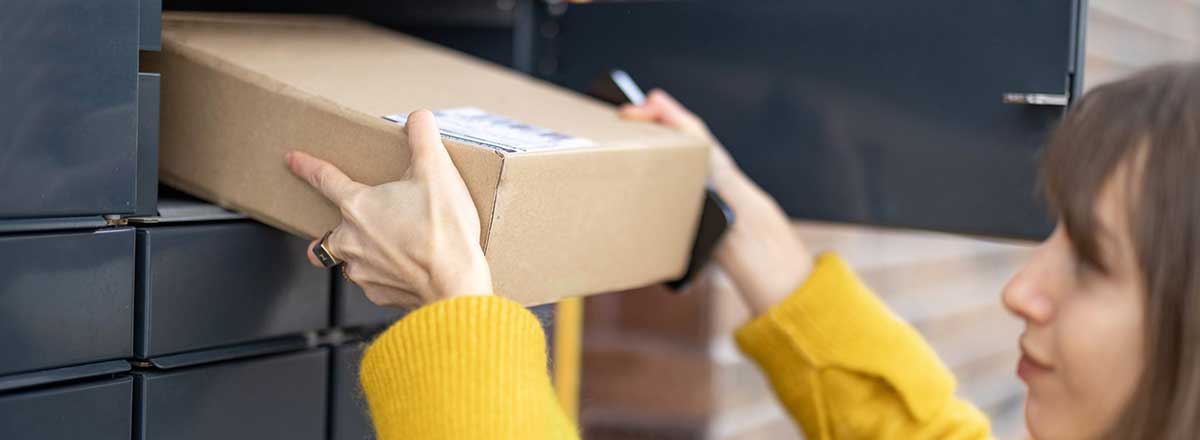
[735,252,956,421]
[360,295,570,439]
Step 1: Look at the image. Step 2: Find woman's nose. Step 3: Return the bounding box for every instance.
[1002,256,1055,324]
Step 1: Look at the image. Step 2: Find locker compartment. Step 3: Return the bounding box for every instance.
[0,228,134,376]
[135,72,161,217]
[330,344,374,440]
[0,359,130,395]
[0,0,142,218]
[0,376,133,440]
[135,222,330,358]
[141,0,163,51]
[134,349,327,440]
[541,0,1082,239]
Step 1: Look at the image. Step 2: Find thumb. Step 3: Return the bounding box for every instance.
[403,109,453,176]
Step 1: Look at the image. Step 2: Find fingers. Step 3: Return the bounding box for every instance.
[286,151,365,205]
[646,89,688,115]
[618,104,658,121]
[404,109,454,176]
[645,89,704,128]
[623,89,683,119]
[617,89,708,135]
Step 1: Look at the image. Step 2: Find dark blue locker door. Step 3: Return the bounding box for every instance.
[134,349,328,440]
[0,376,133,440]
[542,0,1082,239]
[0,227,135,377]
[135,222,330,358]
[0,0,141,218]
[330,344,374,440]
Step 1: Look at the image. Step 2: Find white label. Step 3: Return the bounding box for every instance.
[384,108,595,153]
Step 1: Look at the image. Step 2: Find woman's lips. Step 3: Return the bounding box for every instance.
[1017,343,1054,382]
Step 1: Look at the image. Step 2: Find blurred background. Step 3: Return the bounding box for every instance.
[2,1,1199,439]
[571,1,1200,439]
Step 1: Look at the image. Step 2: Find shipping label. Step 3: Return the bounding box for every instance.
[384,107,595,153]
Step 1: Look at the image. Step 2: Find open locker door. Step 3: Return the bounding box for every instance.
[535,0,1085,239]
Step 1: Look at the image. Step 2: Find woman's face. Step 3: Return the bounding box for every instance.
[1002,173,1146,440]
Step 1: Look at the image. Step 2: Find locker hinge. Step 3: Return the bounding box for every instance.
[103,215,130,226]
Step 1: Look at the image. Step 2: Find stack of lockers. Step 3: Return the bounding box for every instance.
[1,0,162,437]
[0,2,556,439]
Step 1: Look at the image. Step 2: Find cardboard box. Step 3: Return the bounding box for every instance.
[143,13,709,305]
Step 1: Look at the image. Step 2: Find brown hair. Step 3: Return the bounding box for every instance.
[1041,62,1200,440]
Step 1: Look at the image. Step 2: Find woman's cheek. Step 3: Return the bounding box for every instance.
[1055,294,1144,436]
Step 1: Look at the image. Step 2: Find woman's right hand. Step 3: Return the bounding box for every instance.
[286,110,493,309]
[620,90,813,314]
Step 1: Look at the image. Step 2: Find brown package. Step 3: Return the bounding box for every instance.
[143,12,709,305]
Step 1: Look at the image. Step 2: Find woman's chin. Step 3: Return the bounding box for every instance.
[1024,396,1050,440]
[1024,396,1086,440]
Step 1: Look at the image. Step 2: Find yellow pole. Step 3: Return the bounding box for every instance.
[553,297,583,422]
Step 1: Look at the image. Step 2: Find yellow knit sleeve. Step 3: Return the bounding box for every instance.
[735,253,992,440]
[359,295,579,440]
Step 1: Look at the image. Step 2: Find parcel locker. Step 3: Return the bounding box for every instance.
[162,0,519,68]
[135,221,330,358]
[135,72,162,217]
[0,376,133,440]
[331,344,374,440]
[537,0,1084,239]
[0,228,134,377]
[0,0,161,218]
[133,349,327,440]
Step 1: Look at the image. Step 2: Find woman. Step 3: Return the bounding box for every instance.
[284,62,1200,439]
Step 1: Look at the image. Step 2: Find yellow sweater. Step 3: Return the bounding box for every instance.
[359,253,992,439]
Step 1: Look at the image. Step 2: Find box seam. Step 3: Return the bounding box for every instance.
[482,149,506,254]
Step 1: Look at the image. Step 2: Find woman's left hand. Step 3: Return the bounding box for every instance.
[286,109,493,309]
[620,90,812,314]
